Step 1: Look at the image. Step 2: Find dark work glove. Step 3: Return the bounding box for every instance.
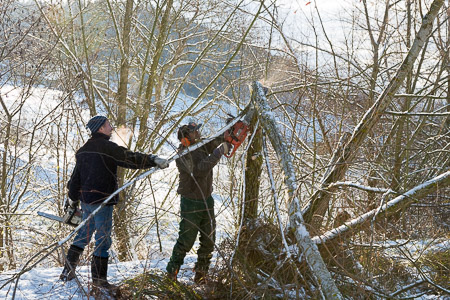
[226,114,235,124]
[224,114,236,141]
[64,199,79,212]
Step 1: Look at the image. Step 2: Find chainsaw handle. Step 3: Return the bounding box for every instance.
[224,144,238,158]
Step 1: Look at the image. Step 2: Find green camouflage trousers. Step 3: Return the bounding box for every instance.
[166,196,216,274]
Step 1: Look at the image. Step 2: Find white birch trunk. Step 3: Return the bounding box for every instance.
[252,81,343,299]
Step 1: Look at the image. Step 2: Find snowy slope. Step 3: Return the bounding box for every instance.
[0,190,235,299]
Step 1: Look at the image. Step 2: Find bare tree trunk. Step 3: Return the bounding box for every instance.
[364,0,390,207]
[110,0,134,261]
[389,0,413,237]
[302,0,445,228]
[252,81,343,300]
[243,103,262,220]
[0,95,11,272]
[137,0,173,149]
[77,0,96,116]
[446,4,450,132]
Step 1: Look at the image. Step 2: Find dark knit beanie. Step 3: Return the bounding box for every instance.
[86,115,107,134]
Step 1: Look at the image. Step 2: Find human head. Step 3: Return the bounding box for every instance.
[177,122,202,146]
[86,115,113,137]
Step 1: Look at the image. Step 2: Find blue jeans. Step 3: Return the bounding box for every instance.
[72,202,113,258]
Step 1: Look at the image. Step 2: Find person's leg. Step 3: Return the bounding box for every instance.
[61,202,95,281]
[166,197,201,278]
[195,196,216,283]
[72,202,96,250]
[59,245,84,281]
[92,204,113,258]
[90,204,116,288]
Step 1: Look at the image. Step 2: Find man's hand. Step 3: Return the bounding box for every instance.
[226,114,235,124]
[154,157,169,169]
[64,199,79,212]
[214,142,232,157]
[222,142,231,155]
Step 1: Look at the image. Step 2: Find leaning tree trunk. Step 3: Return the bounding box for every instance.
[252,81,343,299]
[302,0,445,229]
[313,171,450,245]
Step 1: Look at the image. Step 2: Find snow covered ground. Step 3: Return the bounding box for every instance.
[0,254,201,299]
[0,172,236,300]
[0,83,241,299]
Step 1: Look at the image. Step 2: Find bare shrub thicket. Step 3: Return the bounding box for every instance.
[218,0,449,298]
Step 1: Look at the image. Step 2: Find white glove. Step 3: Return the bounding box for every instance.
[154,157,169,169]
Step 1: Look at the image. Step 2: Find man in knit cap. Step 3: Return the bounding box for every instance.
[60,115,169,291]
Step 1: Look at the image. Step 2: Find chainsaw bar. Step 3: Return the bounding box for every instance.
[37,209,82,227]
[38,211,64,223]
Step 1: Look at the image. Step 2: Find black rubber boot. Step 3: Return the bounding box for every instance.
[60,245,83,282]
[91,256,118,291]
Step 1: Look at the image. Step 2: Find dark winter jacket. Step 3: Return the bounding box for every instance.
[68,132,157,205]
[176,137,223,200]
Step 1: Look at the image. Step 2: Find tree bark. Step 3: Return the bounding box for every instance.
[243,95,263,220]
[0,95,11,272]
[252,81,343,299]
[137,0,173,149]
[112,0,134,261]
[302,0,445,228]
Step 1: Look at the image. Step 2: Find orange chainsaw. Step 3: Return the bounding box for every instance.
[224,114,250,157]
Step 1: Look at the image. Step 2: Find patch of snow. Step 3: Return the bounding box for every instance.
[0,255,201,300]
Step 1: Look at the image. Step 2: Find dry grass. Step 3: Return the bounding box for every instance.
[417,249,449,289]
[116,271,201,299]
[208,219,316,299]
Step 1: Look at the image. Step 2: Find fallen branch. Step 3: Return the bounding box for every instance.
[389,280,426,297]
[313,171,450,244]
[327,181,394,194]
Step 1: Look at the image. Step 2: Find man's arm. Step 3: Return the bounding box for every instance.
[179,143,229,177]
[67,163,81,201]
[176,150,218,177]
[107,141,167,169]
[203,136,224,153]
